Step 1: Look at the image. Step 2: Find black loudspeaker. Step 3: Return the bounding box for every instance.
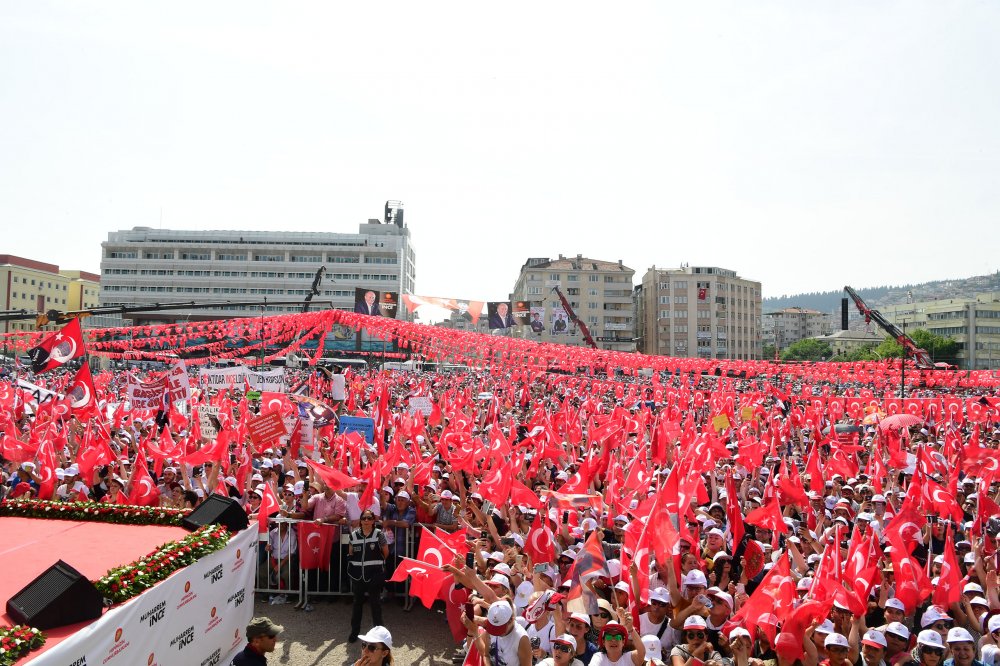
[6,560,104,629]
[182,493,249,533]
[841,298,849,331]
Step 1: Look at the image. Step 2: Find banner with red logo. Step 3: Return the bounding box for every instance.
[32,527,256,666]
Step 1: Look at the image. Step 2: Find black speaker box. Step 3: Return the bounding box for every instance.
[6,560,104,629]
[182,493,249,533]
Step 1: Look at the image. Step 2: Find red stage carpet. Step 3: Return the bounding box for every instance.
[0,517,190,656]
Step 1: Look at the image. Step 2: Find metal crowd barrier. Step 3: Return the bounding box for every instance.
[253,517,420,606]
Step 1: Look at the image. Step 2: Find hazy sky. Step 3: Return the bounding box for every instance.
[2,2,998,302]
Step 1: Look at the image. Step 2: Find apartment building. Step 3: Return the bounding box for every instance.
[0,255,99,334]
[763,307,832,350]
[509,255,636,351]
[637,265,761,360]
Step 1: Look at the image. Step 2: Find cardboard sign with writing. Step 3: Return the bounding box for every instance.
[711,413,731,432]
[199,405,221,439]
[247,410,288,446]
[407,396,433,416]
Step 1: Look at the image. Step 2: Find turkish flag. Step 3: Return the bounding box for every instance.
[477,456,513,506]
[745,496,788,534]
[62,362,97,416]
[126,459,160,507]
[724,555,796,641]
[258,483,280,533]
[417,527,457,569]
[28,318,86,374]
[565,529,609,615]
[34,436,58,500]
[725,472,745,546]
[389,557,451,609]
[0,432,37,463]
[524,518,556,564]
[76,424,115,486]
[298,523,335,570]
[509,478,542,509]
[180,429,231,466]
[932,525,962,608]
[305,459,361,491]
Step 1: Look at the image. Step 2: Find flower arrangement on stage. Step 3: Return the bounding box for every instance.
[0,499,188,526]
[0,625,45,665]
[94,525,230,604]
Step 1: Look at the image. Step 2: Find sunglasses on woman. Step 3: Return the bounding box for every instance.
[361,642,384,652]
[921,647,944,656]
[553,644,573,653]
[931,622,951,631]
[686,631,705,639]
[598,612,612,620]
[361,516,375,521]
[604,633,624,642]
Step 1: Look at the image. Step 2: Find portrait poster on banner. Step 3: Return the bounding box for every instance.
[354,288,382,316]
[529,306,546,334]
[511,300,531,327]
[550,306,568,335]
[487,301,514,329]
[379,291,399,319]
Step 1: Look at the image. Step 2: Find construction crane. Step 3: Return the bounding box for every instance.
[844,286,933,369]
[551,286,598,350]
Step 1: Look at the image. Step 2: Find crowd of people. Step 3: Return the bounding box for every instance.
[3,346,1000,666]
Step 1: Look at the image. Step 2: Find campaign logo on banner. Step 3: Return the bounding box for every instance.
[205,606,223,634]
[176,580,198,610]
[379,291,399,319]
[203,563,225,586]
[511,300,532,327]
[139,600,167,629]
[169,625,196,653]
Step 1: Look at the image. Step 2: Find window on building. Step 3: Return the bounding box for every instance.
[675,281,687,289]
[181,252,210,260]
[254,254,283,262]
[674,296,687,304]
[567,274,579,282]
[589,275,599,282]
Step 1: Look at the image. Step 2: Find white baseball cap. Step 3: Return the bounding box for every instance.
[917,630,944,649]
[886,622,910,639]
[862,630,887,648]
[357,625,393,649]
[825,633,850,649]
[947,627,975,644]
[885,598,906,612]
[485,601,514,636]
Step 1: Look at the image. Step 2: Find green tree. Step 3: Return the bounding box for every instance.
[762,343,776,360]
[831,344,880,362]
[780,338,833,361]
[868,329,960,365]
[910,329,960,365]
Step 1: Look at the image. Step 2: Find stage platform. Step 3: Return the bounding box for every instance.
[0,516,255,665]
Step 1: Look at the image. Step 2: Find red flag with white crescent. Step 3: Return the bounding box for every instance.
[126,458,161,507]
[258,483,280,533]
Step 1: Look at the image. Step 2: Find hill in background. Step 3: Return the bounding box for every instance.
[763,271,1000,315]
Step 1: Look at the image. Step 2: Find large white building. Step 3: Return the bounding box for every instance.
[99,205,415,325]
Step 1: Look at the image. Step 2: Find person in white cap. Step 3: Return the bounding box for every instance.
[907,629,947,666]
[884,622,912,663]
[945,627,980,666]
[859,629,888,666]
[353,625,393,666]
[671,616,721,666]
[981,615,1000,666]
[824,632,854,666]
[639,634,667,666]
[380,489,416,610]
[464,600,531,666]
[535,633,584,666]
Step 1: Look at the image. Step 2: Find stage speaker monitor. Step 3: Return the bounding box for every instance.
[182,493,249,533]
[6,560,103,630]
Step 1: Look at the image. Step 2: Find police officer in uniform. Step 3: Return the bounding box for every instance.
[348,509,389,643]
